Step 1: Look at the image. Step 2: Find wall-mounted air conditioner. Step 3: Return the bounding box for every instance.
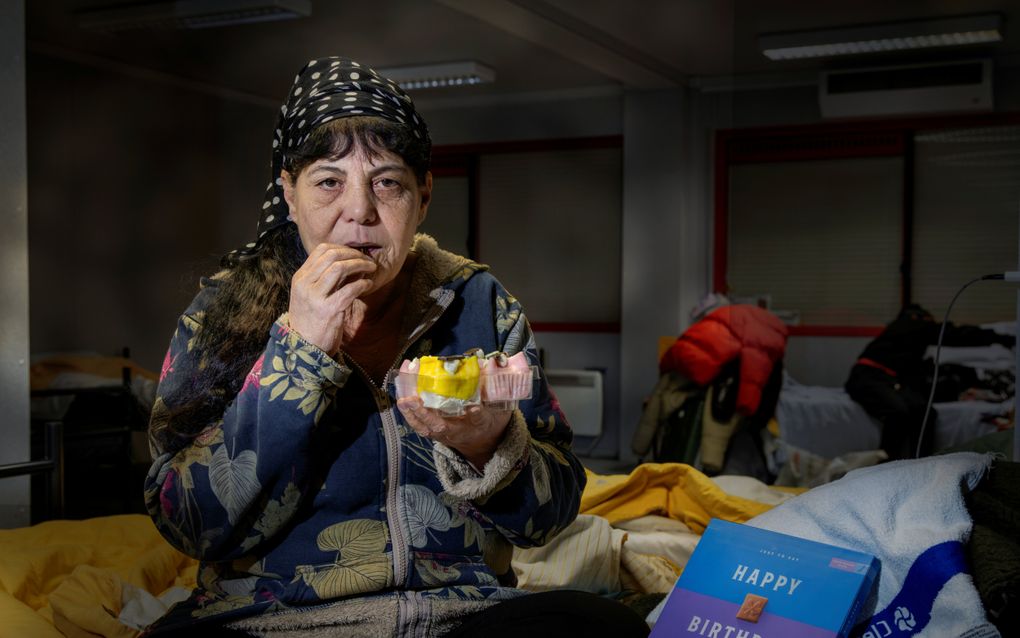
[819,59,993,119]
[545,369,603,437]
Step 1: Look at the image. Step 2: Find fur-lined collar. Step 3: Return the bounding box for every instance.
[400,233,486,338]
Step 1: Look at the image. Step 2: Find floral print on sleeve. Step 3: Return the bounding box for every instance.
[145,307,350,561]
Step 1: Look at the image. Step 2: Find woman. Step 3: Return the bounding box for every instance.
[143,57,649,637]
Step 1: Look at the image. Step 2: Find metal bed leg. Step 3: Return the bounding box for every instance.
[44,421,64,520]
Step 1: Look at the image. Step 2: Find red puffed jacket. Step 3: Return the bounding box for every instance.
[659,305,788,416]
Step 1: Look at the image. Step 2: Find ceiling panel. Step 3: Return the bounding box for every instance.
[25,0,1020,102]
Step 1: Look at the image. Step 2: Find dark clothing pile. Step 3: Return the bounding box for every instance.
[845,305,1014,460]
[636,305,788,480]
[966,460,1020,636]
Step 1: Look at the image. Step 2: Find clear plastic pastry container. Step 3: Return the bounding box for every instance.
[394,351,538,416]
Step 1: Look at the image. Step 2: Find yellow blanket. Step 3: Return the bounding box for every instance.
[580,463,774,532]
[514,464,787,596]
[0,463,780,636]
[0,515,196,638]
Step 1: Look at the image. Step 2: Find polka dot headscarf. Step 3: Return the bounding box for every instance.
[225,56,431,264]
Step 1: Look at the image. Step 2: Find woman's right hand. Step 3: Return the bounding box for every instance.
[287,243,377,356]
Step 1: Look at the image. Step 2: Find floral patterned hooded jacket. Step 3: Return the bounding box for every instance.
[142,234,586,635]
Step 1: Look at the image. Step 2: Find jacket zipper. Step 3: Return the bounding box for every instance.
[342,354,409,591]
[342,290,453,595]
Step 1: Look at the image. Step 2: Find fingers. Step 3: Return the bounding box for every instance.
[297,244,377,296]
[397,398,512,456]
[321,254,377,295]
[398,399,508,434]
[397,397,452,437]
[397,396,473,437]
[396,396,423,422]
[328,274,375,310]
[465,405,487,428]
[287,244,378,354]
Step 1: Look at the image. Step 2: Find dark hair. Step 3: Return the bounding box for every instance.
[282,116,431,185]
[152,224,304,447]
[152,116,429,446]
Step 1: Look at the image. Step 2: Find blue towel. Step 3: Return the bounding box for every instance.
[748,452,999,637]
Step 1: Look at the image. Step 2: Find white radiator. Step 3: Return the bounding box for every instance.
[545,369,603,437]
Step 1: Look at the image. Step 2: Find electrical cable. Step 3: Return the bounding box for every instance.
[915,272,1017,458]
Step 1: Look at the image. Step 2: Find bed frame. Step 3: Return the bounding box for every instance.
[0,420,64,522]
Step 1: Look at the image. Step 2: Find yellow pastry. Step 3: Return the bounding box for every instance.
[415,355,480,400]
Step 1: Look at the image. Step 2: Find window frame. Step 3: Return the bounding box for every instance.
[432,135,624,333]
[714,112,1020,337]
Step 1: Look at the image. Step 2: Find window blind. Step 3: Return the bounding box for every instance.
[727,157,903,326]
[913,126,1020,324]
[421,175,471,258]
[478,148,622,323]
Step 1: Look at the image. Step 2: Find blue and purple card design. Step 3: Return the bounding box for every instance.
[651,519,879,638]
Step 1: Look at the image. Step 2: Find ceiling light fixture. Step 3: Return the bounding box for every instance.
[76,0,311,32]
[759,13,1003,61]
[377,61,496,91]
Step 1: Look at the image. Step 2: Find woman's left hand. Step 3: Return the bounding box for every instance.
[396,398,512,469]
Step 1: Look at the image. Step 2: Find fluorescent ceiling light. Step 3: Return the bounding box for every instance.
[76,0,311,31]
[760,14,1003,61]
[377,61,496,91]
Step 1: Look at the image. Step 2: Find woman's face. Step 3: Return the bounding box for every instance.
[282,143,432,297]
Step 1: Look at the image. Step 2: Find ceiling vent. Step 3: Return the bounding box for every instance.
[76,0,311,31]
[819,59,993,119]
